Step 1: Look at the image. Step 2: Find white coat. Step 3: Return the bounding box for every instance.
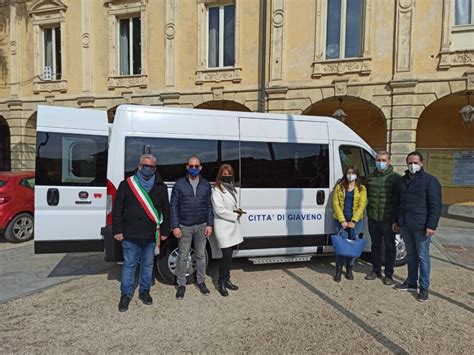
[211,186,244,249]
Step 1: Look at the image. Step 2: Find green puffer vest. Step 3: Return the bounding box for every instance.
[366,165,400,222]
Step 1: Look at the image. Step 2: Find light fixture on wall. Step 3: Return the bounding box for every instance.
[332,97,348,122]
[459,92,473,127]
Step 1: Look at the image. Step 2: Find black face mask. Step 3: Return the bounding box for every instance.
[221,176,233,184]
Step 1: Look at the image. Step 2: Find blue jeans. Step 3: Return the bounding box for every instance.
[120,239,155,297]
[401,226,431,290]
[334,219,363,268]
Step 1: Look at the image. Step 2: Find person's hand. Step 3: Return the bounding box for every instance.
[392,223,399,233]
[341,221,349,229]
[114,234,124,241]
[426,228,436,237]
[347,221,355,229]
[173,228,182,239]
[204,226,213,238]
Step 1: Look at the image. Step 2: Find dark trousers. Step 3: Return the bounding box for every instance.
[368,218,396,277]
[218,247,234,283]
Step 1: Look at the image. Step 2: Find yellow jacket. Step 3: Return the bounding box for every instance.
[332,183,367,223]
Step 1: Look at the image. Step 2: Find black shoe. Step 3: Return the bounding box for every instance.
[197,282,210,295]
[394,281,417,292]
[218,282,229,297]
[118,295,130,312]
[345,267,354,280]
[333,266,342,282]
[138,291,153,305]
[225,280,239,291]
[176,286,186,300]
[383,276,395,286]
[417,288,429,302]
[365,271,382,280]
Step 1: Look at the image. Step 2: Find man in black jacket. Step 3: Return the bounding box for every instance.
[392,151,442,302]
[171,156,214,300]
[113,154,170,312]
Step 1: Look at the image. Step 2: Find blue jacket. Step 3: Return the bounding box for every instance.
[394,168,442,231]
[170,177,214,228]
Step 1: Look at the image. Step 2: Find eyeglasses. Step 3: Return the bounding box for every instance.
[188,165,201,168]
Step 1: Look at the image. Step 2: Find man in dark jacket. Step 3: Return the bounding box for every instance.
[113,154,170,312]
[365,151,400,285]
[393,151,442,302]
[171,156,213,300]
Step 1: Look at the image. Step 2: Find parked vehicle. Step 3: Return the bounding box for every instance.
[34,105,407,284]
[0,171,35,243]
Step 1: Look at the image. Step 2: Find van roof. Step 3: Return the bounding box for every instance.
[114,105,373,152]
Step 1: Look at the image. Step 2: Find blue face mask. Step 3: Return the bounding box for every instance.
[140,166,156,178]
[187,167,201,177]
[376,161,388,171]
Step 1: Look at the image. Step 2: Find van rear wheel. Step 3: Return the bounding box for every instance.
[157,238,201,285]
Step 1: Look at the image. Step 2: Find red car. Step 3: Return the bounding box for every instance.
[0,171,35,243]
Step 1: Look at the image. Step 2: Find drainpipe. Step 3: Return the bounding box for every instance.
[258,0,267,113]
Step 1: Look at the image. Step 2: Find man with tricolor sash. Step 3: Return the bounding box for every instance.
[113,154,170,312]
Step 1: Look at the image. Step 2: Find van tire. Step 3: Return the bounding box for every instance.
[157,238,207,285]
[4,213,34,243]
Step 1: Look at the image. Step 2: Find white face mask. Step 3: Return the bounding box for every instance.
[408,163,421,174]
[346,173,357,182]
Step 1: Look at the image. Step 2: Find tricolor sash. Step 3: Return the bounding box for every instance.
[127,176,163,251]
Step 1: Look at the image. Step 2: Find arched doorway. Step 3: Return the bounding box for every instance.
[304,97,386,150]
[0,116,11,171]
[195,100,251,112]
[417,93,474,205]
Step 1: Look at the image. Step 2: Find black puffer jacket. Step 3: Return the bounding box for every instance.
[394,168,442,231]
[170,177,214,228]
[112,173,171,240]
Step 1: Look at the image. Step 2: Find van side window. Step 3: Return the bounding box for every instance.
[363,150,376,175]
[339,145,366,177]
[35,132,108,186]
[125,137,240,183]
[240,142,329,188]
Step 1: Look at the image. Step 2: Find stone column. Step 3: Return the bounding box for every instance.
[389,80,422,173]
[165,0,176,88]
[78,0,94,107]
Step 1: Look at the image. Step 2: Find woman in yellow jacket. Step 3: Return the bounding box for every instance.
[332,165,367,282]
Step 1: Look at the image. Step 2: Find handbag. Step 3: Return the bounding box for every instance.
[331,228,367,258]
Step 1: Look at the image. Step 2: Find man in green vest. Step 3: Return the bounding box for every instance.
[365,151,400,285]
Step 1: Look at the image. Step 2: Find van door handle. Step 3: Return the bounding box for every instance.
[47,188,59,206]
[316,190,325,205]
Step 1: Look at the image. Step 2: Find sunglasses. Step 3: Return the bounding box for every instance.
[140,164,156,169]
[188,165,201,168]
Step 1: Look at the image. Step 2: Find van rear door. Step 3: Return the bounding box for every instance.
[34,106,108,254]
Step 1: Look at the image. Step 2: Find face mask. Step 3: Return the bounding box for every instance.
[221,176,233,184]
[346,174,357,182]
[187,167,201,177]
[408,163,421,174]
[140,166,156,178]
[376,161,388,171]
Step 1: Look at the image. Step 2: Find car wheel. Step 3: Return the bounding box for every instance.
[394,234,408,267]
[157,238,207,285]
[4,213,34,243]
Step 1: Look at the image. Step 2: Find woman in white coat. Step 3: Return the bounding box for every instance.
[211,164,244,297]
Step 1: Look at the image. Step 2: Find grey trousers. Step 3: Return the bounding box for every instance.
[176,223,207,287]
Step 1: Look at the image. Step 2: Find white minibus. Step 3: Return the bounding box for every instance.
[34,105,407,283]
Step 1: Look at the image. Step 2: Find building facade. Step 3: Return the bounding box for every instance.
[0,0,473,206]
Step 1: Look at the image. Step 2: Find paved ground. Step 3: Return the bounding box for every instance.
[0,221,473,353]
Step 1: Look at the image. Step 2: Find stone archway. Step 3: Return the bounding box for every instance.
[0,116,11,171]
[195,100,251,112]
[24,113,37,170]
[304,96,386,150]
[417,93,474,205]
